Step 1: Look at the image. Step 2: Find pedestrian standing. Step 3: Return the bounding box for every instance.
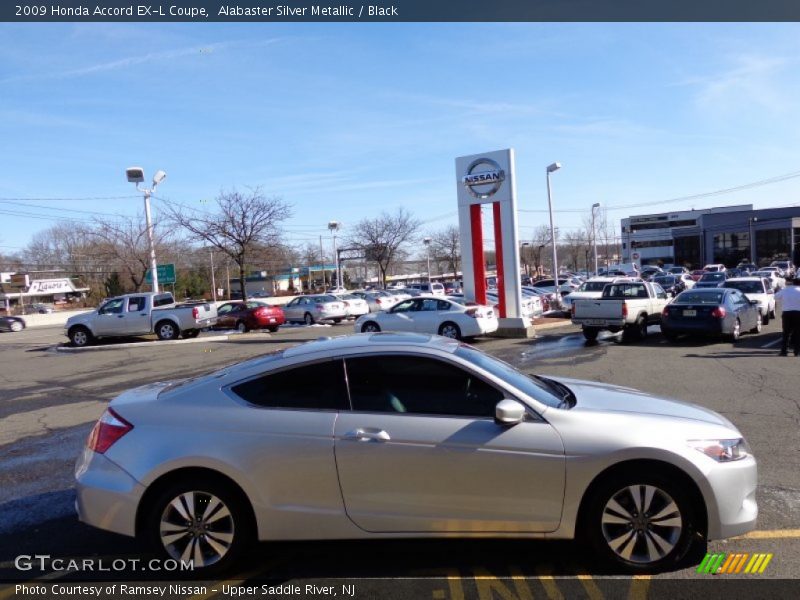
[775,277,800,356]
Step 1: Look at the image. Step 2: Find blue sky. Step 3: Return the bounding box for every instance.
[2,23,800,255]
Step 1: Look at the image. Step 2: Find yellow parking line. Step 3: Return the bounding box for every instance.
[535,566,564,600]
[628,575,651,600]
[576,574,603,600]
[736,528,800,539]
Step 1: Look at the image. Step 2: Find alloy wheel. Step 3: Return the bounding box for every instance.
[601,484,683,565]
[159,491,234,568]
[440,324,460,339]
[10,321,23,332]
[304,313,314,325]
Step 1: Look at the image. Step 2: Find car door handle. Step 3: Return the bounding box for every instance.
[342,428,391,442]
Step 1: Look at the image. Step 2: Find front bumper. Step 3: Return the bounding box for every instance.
[704,455,758,540]
[74,447,144,538]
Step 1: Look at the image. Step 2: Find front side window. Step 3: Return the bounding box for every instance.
[345,355,503,418]
[392,299,418,313]
[231,360,349,410]
[100,298,124,314]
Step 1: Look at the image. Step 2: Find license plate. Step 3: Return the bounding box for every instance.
[585,319,606,326]
[683,310,697,317]
[269,318,276,323]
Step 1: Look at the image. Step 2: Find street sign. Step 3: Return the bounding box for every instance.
[7,273,30,288]
[145,263,176,285]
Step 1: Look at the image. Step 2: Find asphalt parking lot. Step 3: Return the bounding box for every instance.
[0,319,798,598]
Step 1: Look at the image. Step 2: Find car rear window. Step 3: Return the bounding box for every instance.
[723,281,763,294]
[675,291,724,304]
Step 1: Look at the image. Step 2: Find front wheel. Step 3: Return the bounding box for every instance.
[155,321,180,341]
[69,326,93,347]
[146,480,253,576]
[267,326,279,333]
[438,322,462,340]
[333,318,342,324]
[236,321,248,333]
[728,318,741,342]
[751,316,762,334]
[584,470,696,573]
[762,312,770,326]
[360,321,380,333]
[10,321,23,332]
[303,312,314,326]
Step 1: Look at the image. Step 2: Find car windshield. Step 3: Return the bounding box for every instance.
[315,295,337,302]
[675,291,724,304]
[700,273,724,281]
[454,346,565,409]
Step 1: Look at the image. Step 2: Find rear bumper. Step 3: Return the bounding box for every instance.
[661,319,723,335]
[254,315,286,327]
[74,448,144,538]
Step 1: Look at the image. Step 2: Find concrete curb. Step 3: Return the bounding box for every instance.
[533,319,575,332]
[53,332,275,353]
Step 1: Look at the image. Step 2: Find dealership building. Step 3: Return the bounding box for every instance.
[621,204,800,268]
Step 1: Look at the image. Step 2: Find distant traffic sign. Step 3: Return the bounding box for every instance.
[145,263,176,285]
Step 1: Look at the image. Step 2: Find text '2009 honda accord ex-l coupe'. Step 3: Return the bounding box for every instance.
[75,332,757,575]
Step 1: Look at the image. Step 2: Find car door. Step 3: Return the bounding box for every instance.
[283,298,301,321]
[378,298,420,332]
[122,295,151,335]
[215,303,236,329]
[334,354,566,533]
[410,297,447,333]
[93,298,126,335]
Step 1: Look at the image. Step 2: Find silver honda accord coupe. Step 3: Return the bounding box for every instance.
[75,333,757,574]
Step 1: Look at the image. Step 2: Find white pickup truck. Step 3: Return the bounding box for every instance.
[65,292,217,347]
[571,281,670,343]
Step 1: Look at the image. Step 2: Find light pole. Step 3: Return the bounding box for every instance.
[423,237,432,286]
[749,217,758,264]
[591,202,601,276]
[209,248,217,303]
[546,162,561,303]
[328,221,341,290]
[126,167,166,294]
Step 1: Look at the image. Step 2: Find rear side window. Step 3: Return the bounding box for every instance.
[154,294,174,307]
[231,360,349,410]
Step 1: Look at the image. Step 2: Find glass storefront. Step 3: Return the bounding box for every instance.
[755,229,791,267]
[713,231,750,266]
[674,235,700,268]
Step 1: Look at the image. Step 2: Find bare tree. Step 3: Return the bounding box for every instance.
[429,225,460,276]
[88,215,173,292]
[167,188,291,301]
[348,207,421,289]
[526,224,556,276]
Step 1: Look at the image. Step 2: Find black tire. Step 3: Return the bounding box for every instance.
[303,312,314,326]
[583,327,599,342]
[146,479,254,577]
[762,312,770,326]
[267,326,279,333]
[582,468,697,574]
[621,316,646,343]
[770,308,776,319]
[182,329,200,339]
[438,321,462,340]
[661,329,678,342]
[360,321,381,333]
[333,318,342,324]
[235,321,249,333]
[155,320,180,341]
[69,326,93,347]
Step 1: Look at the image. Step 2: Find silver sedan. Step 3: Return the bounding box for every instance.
[76,333,757,575]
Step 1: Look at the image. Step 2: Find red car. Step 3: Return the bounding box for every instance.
[690,270,705,282]
[214,301,285,332]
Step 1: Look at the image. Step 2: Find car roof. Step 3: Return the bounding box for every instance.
[282,332,460,359]
[725,277,764,282]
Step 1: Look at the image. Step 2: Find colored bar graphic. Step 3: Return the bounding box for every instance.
[697,552,772,575]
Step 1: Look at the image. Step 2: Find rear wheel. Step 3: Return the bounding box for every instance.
[147,479,253,576]
[360,321,380,333]
[236,321,248,333]
[728,318,741,342]
[303,312,314,326]
[438,322,462,340]
[333,318,342,324]
[182,329,200,339]
[267,326,279,333]
[583,469,696,573]
[583,327,599,342]
[155,321,180,341]
[10,321,23,332]
[762,312,770,325]
[751,316,762,334]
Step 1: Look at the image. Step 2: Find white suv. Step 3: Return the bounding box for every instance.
[410,282,446,296]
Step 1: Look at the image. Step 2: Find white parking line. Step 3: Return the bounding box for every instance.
[761,338,783,348]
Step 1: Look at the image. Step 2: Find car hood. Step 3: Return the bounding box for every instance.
[545,376,734,427]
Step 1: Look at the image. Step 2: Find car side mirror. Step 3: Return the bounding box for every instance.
[495,399,526,426]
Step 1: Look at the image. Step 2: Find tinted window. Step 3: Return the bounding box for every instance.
[154,294,174,307]
[723,281,763,294]
[231,360,348,410]
[345,355,503,418]
[653,276,677,285]
[700,273,724,281]
[674,291,724,304]
[580,281,609,292]
[603,284,647,298]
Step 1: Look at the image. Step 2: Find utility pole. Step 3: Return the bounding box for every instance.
[209,249,217,303]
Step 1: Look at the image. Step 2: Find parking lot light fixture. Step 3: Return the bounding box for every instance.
[423,237,432,286]
[546,162,561,306]
[126,166,166,294]
[328,221,341,290]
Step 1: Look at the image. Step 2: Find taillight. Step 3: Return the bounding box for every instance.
[315,303,324,311]
[571,304,576,316]
[621,301,628,317]
[87,408,133,454]
[343,301,350,307]
[711,307,726,318]
[662,307,669,317]
[254,307,269,316]
[466,308,480,318]
[192,307,199,319]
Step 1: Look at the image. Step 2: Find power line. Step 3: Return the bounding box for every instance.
[0,200,125,218]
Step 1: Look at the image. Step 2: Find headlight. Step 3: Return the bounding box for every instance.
[687,438,750,462]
